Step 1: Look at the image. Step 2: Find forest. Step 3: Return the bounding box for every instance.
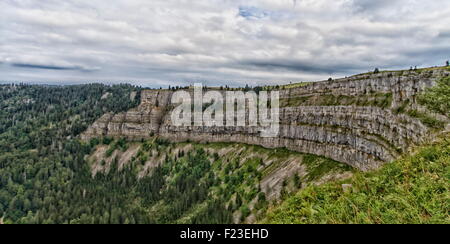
[0,84,250,224]
[0,84,143,223]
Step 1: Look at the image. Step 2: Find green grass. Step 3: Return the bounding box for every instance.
[363,132,403,154]
[419,76,450,117]
[356,66,448,77]
[406,110,446,129]
[262,134,450,224]
[280,93,393,108]
[281,82,313,89]
[393,99,411,115]
[301,154,354,182]
[391,77,448,130]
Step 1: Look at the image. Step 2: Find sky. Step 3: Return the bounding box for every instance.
[1,0,450,88]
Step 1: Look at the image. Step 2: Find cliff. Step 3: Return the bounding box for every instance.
[82,67,450,171]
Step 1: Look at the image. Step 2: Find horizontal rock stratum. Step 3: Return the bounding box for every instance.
[82,67,450,171]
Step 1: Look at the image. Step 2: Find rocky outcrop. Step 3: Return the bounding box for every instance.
[82,67,450,171]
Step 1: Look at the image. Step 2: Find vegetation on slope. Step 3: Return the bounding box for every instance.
[419,76,450,117]
[264,77,450,224]
[263,134,450,224]
[84,139,352,224]
[0,84,141,224]
[392,76,449,129]
[280,92,393,108]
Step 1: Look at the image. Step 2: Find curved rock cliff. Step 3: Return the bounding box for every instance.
[82,67,450,171]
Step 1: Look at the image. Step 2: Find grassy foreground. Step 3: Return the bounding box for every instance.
[262,134,450,224]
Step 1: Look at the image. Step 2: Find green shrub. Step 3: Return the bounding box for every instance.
[89,138,100,148]
[240,205,251,221]
[394,99,410,114]
[117,137,128,151]
[102,137,113,145]
[419,77,450,117]
[105,143,117,157]
[407,110,445,129]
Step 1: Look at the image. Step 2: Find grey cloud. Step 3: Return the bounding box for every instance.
[438,31,450,38]
[239,59,362,74]
[404,46,450,60]
[352,0,400,12]
[10,62,101,72]
[0,0,449,87]
[13,63,79,71]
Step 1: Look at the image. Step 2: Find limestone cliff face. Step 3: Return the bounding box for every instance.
[82,68,450,171]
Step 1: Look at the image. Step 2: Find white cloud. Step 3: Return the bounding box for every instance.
[0,0,449,87]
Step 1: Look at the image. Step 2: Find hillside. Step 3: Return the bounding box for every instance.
[0,84,142,224]
[263,134,449,224]
[85,139,353,223]
[0,66,448,224]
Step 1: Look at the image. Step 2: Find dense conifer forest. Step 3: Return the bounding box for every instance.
[0,84,244,224]
[0,84,144,223]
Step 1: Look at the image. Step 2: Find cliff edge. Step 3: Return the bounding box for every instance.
[82,67,450,171]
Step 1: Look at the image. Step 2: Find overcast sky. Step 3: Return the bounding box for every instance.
[1,0,450,87]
